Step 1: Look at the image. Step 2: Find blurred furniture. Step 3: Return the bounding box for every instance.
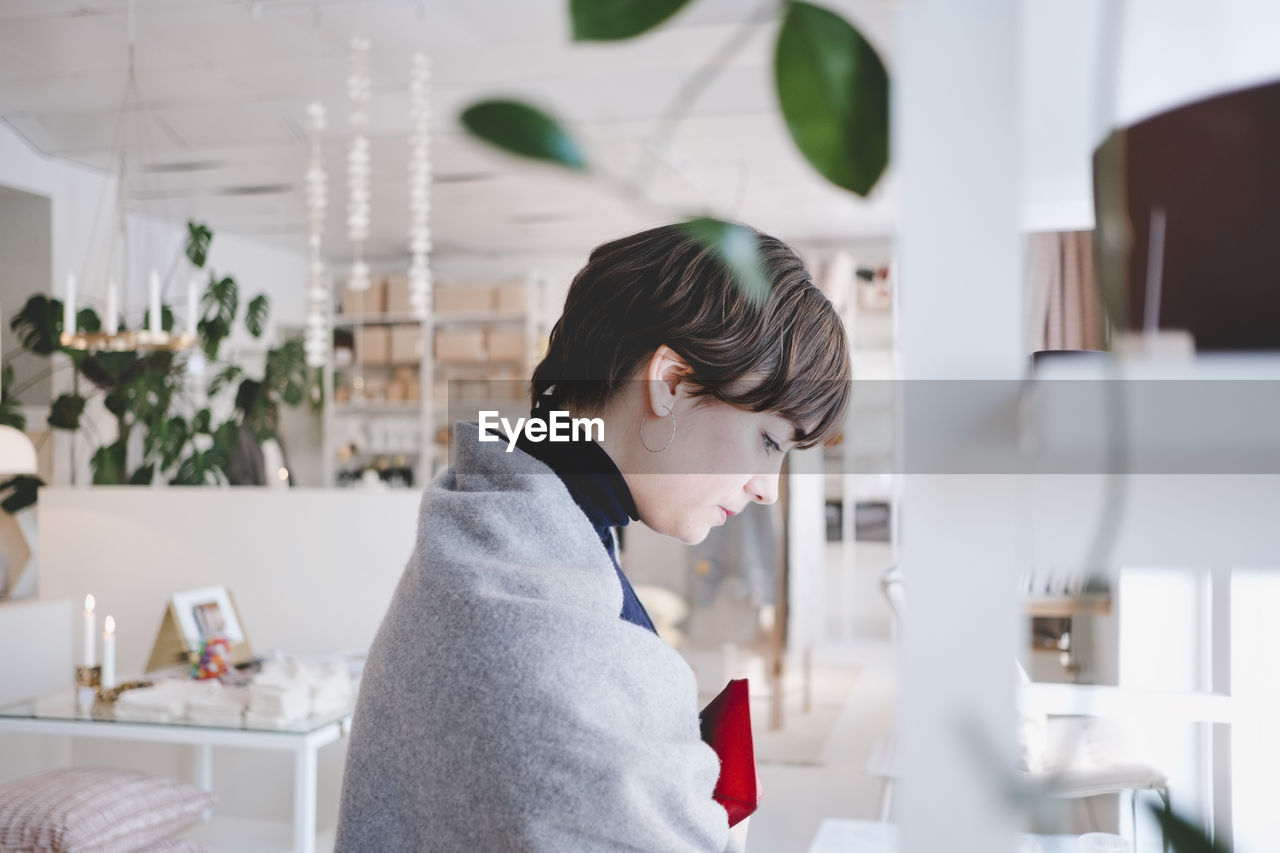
[869,566,1169,850]
[1094,80,1280,350]
[0,687,353,853]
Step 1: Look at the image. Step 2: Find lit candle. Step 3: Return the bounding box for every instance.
[185,275,199,338]
[64,272,77,337]
[105,279,119,336]
[83,594,96,668]
[101,615,116,690]
[149,269,162,335]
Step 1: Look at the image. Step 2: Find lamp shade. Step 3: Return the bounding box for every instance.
[0,425,37,476]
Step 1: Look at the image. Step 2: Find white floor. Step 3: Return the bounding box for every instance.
[746,641,899,852]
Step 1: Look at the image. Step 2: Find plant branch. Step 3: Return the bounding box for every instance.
[631,0,781,195]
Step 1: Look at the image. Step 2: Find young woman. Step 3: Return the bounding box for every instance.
[336,223,850,852]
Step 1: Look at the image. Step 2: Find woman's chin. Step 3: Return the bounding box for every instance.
[674,525,711,546]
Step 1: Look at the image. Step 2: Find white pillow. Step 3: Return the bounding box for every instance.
[0,767,214,853]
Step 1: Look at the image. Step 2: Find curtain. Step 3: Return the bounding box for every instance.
[1025,230,1107,353]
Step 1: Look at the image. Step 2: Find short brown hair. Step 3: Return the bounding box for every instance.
[530,223,850,448]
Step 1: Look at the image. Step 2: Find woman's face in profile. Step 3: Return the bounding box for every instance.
[622,398,795,545]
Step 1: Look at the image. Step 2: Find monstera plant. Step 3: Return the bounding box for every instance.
[0,221,317,512]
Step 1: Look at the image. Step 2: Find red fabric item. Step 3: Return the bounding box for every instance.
[698,678,761,826]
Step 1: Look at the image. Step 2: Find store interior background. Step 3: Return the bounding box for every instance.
[2,1,1279,851]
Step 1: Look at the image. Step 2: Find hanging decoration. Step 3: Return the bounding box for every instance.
[58,1,198,354]
[407,50,433,320]
[303,100,329,368]
[346,36,373,296]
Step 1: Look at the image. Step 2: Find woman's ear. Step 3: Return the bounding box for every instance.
[645,345,693,417]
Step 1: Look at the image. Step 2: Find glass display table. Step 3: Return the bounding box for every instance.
[0,687,354,853]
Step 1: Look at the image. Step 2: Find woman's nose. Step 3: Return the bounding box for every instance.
[746,471,779,505]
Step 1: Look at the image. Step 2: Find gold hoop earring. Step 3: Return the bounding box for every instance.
[639,405,676,453]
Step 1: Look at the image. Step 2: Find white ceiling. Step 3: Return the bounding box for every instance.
[0,0,899,263]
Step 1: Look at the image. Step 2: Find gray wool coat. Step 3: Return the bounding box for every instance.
[335,422,739,852]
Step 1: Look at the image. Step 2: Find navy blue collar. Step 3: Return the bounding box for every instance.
[512,415,638,533]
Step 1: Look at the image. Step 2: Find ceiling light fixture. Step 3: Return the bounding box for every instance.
[59,0,199,355]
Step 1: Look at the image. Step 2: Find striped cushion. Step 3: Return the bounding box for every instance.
[0,767,214,853]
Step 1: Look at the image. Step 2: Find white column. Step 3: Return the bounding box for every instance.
[193,743,213,822]
[896,1,1023,851]
[293,743,318,853]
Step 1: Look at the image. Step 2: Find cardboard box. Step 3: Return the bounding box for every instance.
[486,329,527,363]
[385,274,413,315]
[355,326,390,365]
[435,285,494,315]
[494,282,528,314]
[390,324,423,364]
[434,329,487,363]
[340,277,386,316]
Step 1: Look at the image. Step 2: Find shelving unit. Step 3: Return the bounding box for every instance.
[321,271,548,488]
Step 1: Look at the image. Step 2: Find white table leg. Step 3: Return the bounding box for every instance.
[293,744,318,853]
[194,744,213,821]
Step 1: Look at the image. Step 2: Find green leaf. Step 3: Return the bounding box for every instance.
[197,317,230,360]
[103,390,129,419]
[0,364,25,430]
[192,408,212,435]
[212,420,238,458]
[681,217,770,306]
[208,364,243,398]
[10,295,62,354]
[1149,802,1229,853]
[570,0,694,41]
[460,100,587,170]
[47,393,86,430]
[170,452,204,486]
[128,465,155,486]
[202,275,239,325]
[186,221,213,269]
[775,1,889,197]
[158,415,189,470]
[90,440,126,485]
[0,475,42,514]
[245,294,269,338]
[143,304,176,334]
[79,350,142,392]
[75,307,101,334]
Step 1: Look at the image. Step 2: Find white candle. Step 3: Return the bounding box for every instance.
[64,272,77,337]
[106,279,119,335]
[101,615,116,690]
[83,594,96,668]
[185,275,199,337]
[149,269,162,334]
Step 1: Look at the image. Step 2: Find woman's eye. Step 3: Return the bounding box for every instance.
[762,433,781,454]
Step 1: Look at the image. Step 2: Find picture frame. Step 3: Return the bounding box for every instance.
[171,585,246,648]
[145,585,253,672]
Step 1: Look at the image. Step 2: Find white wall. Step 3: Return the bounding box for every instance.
[0,185,53,405]
[29,486,421,827]
[0,598,73,784]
